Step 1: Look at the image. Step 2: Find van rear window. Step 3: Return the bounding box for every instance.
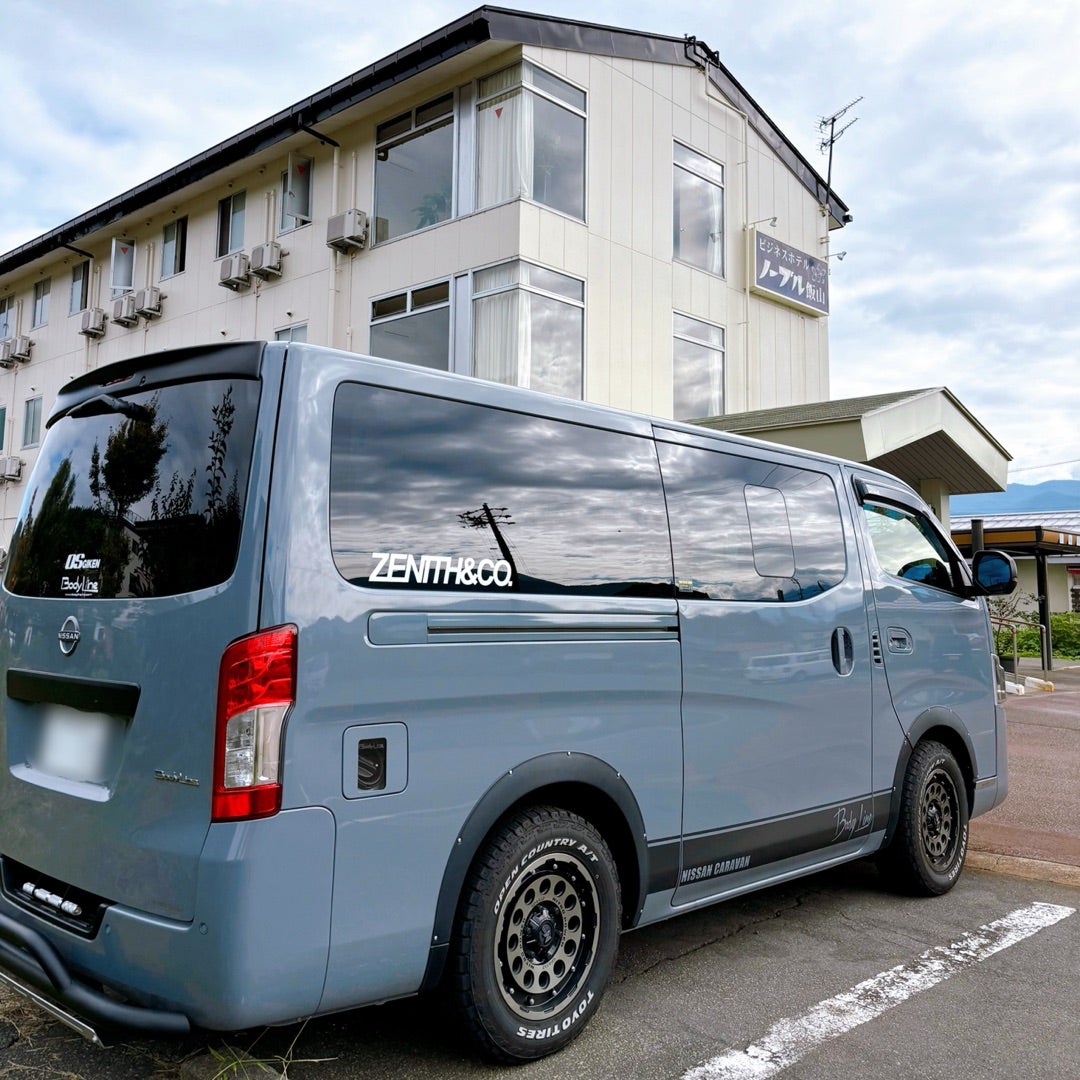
[5,379,260,599]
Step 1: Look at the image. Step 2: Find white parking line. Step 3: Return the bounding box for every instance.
[683,902,1076,1080]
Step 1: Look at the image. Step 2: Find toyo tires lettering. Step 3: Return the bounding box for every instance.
[493,838,599,915]
[370,551,513,588]
[516,990,595,1039]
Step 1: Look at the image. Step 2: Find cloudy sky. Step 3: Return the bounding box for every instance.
[2,0,1078,483]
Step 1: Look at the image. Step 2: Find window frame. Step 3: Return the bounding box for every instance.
[471,259,585,399]
[161,217,188,279]
[109,237,136,299]
[217,191,246,258]
[373,93,456,245]
[0,297,11,340]
[31,279,50,329]
[672,313,726,420]
[69,262,90,316]
[280,154,313,233]
[475,60,587,221]
[22,396,43,449]
[274,324,308,343]
[673,142,726,278]
[369,280,452,370]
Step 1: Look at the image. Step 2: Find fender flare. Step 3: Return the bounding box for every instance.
[419,751,649,992]
[883,707,977,844]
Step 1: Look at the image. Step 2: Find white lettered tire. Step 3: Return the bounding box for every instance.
[450,805,622,1062]
[880,740,969,896]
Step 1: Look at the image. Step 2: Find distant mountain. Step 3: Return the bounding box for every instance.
[951,480,1080,515]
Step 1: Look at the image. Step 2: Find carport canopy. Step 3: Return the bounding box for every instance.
[951,512,1080,672]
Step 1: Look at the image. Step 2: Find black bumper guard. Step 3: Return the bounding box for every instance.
[0,909,190,1039]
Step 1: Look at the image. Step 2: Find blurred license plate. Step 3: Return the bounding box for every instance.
[37,706,113,783]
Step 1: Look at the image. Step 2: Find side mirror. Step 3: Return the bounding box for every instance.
[971,550,1017,596]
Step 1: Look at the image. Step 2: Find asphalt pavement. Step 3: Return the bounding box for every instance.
[968,659,1080,885]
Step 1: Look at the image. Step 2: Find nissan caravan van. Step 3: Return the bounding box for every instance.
[0,341,1016,1060]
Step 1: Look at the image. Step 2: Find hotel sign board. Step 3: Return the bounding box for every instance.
[751,229,829,316]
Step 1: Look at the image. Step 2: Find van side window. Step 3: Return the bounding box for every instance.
[860,502,956,591]
[658,442,846,602]
[329,384,674,596]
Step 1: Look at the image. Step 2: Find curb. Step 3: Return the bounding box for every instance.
[967,850,1080,888]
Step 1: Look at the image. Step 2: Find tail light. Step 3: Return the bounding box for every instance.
[212,625,297,822]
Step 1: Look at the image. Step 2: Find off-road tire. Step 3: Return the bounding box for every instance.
[450,805,621,1062]
[880,740,969,896]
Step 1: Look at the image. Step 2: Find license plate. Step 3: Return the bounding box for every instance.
[36,706,114,784]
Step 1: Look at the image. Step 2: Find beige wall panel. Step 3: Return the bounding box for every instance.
[605,244,633,410]
[608,68,635,250]
[629,251,654,411]
[585,235,611,403]
[631,79,655,256]
[650,258,674,416]
[586,57,613,238]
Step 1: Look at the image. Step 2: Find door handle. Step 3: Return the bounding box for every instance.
[887,627,913,654]
[831,627,854,675]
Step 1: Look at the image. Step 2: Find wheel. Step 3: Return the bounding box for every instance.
[450,805,621,1062]
[880,740,969,896]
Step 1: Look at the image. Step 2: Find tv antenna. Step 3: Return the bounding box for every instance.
[818,96,862,224]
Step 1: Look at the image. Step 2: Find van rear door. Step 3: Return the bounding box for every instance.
[0,343,278,924]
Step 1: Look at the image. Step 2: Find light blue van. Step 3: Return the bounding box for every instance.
[0,342,1016,1060]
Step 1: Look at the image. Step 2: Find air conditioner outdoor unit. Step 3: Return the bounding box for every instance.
[0,456,22,482]
[326,209,369,253]
[0,341,13,368]
[219,253,251,290]
[135,287,164,319]
[112,293,139,327]
[80,307,107,338]
[249,241,283,279]
[10,335,32,362]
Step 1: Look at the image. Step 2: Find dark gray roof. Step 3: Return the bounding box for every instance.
[0,6,850,278]
[695,389,940,433]
[951,511,1080,532]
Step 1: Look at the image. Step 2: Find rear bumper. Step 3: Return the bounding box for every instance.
[0,910,190,1040]
[0,805,336,1034]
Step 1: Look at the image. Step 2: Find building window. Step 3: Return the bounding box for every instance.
[69,262,90,315]
[374,94,454,243]
[673,143,724,276]
[370,282,451,369]
[0,406,6,453]
[275,324,308,343]
[0,297,12,340]
[477,62,585,220]
[162,218,187,278]
[673,314,725,420]
[30,280,50,329]
[280,155,313,232]
[22,397,42,448]
[110,237,136,299]
[217,191,246,257]
[473,260,583,399]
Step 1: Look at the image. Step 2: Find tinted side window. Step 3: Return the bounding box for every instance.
[330,385,674,597]
[860,502,957,591]
[658,442,846,602]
